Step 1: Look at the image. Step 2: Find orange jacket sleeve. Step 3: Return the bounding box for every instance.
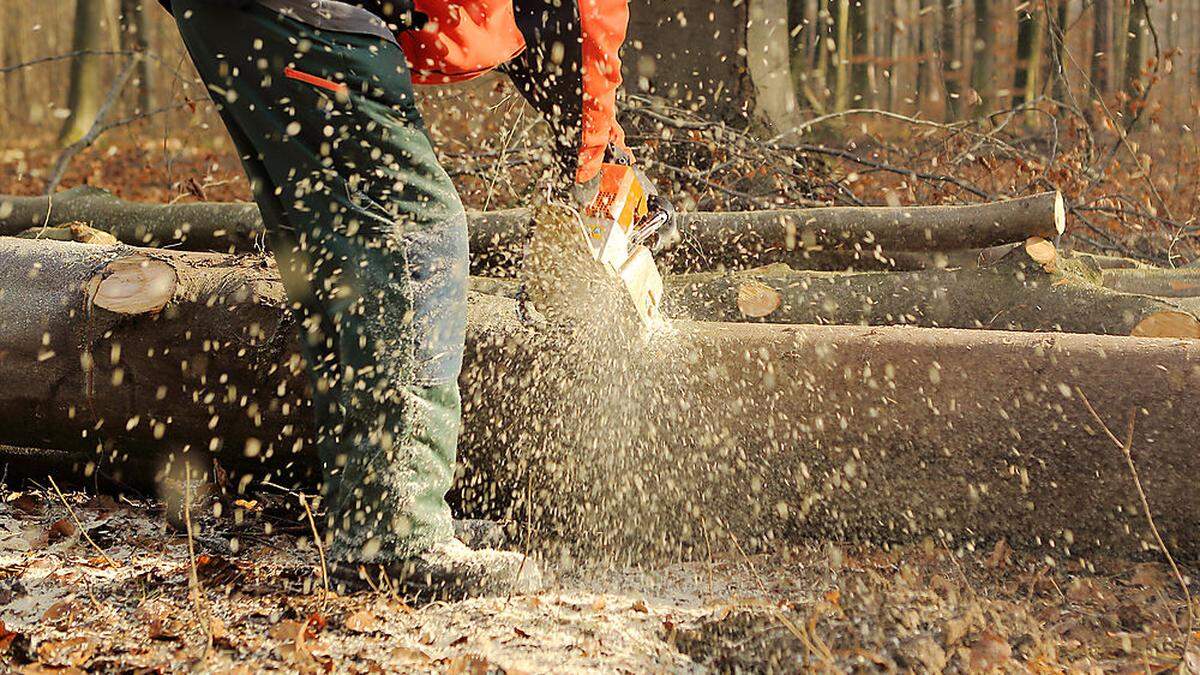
[576,0,629,183]
[501,0,630,186]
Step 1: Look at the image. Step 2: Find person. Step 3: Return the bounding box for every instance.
[157,0,663,599]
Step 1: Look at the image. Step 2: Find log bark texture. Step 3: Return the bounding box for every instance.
[0,188,1065,275]
[1,238,1198,560]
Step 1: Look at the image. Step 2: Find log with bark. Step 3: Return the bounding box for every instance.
[0,237,1198,560]
[664,239,1200,338]
[0,188,1066,275]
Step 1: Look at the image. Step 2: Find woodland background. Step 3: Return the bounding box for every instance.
[0,0,1197,264]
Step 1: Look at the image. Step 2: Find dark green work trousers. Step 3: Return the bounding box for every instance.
[172,0,467,560]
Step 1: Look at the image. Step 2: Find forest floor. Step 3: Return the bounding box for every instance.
[1,487,1197,673]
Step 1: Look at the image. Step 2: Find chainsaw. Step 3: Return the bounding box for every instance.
[519,162,673,330]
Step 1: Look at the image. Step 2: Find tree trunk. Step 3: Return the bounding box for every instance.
[916,0,936,108]
[849,0,871,105]
[0,188,1068,273]
[58,0,110,146]
[1013,6,1043,107]
[747,0,801,133]
[664,249,1200,338]
[833,0,852,111]
[1051,0,1070,102]
[1090,0,1112,97]
[2,238,1199,558]
[622,0,752,125]
[969,0,994,117]
[1123,0,1148,108]
[939,0,963,120]
[118,0,154,114]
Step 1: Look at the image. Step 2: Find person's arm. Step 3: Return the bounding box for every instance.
[157,0,251,11]
[503,0,630,187]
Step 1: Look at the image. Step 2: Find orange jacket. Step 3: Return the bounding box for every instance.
[399,0,629,183]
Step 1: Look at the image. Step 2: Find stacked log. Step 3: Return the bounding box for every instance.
[0,237,1198,560]
[1,188,1199,560]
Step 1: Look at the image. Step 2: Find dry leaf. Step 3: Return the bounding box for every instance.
[447,654,493,675]
[343,609,379,634]
[985,539,1011,569]
[10,494,43,515]
[1129,563,1168,588]
[47,518,77,542]
[37,636,96,668]
[390,646,432,664]
[590,598,607,612]
[41,601,82,627]
[513,626,531,639]
[631,600,649,613]
[0,621,18,653]
[968,630,1012,672]
[1131,311,1200,339]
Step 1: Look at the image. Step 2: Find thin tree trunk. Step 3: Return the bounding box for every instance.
[849,0,871,105]
[1090,0,1112,95]
[118,0,154,114]
[58,0,110,146]
[969,0,994,117]
[1123,0,1148,107]
[748,0,801,133]
[1051,0,1070,102]
[832,0,852,111]
[939,0,962,119]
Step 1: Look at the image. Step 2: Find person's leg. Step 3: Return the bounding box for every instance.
[170,0,468,562]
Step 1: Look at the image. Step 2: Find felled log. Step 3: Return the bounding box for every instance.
[1100,267,1200,298]
[665,241,1200,338]
[0,188,1065,275]
[1,237,1199,559]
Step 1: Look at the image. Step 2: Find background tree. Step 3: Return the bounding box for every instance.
[939,0,963,120]
[118,0,154,114]
[58,0,110,146]
[969,0,994,117]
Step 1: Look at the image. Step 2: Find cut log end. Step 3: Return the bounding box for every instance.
[93,256,177,315]
[1024,236,1059,273]
[1053,192,1066,236]
[1130,311,1200,340]
[736,281,782,318]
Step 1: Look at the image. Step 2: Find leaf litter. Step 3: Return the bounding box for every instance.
[2,490,1197,672]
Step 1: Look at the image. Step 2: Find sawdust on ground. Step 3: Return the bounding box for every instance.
[2,489,1197,673]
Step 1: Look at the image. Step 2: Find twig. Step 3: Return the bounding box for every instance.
[726,529,835,666]
[46,476,116,567]
[298,493,330,606]
[47,55,141,194]
[1076,389,1194,666]
[182,463,213,657]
